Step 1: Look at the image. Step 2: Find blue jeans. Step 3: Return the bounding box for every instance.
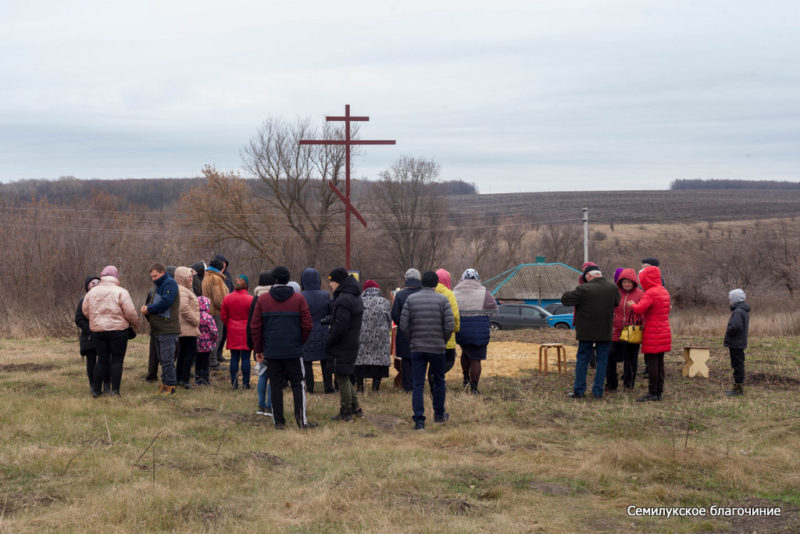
[257,372,272,411]
[574,341,610,397]
[411,351,446,424]
[229,349,251,388]
[154,333,179,386]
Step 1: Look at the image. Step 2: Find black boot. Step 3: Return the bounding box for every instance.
[637,393,659,402]
[725,383,744,396]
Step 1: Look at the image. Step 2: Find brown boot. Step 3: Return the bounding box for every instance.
[155,384,166,395]
[161,385,176,395]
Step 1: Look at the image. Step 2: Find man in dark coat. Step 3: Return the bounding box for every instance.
[391,268,422,392]
[724,288,750,397]
[399,271,455,430]
[300,268,333,394]
[250,266,316,429]
[326,267,364,422]
[141,263,182,395]
[561,265,620,399]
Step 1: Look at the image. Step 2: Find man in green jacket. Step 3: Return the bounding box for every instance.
[561,265,620,399]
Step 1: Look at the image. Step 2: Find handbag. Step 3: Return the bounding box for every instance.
[619,324,643,344]
[127,326,137,340]
[619,309,642,344]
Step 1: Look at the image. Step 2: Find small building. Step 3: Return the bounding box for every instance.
[483,260,581,306]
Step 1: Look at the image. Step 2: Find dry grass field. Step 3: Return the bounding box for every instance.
[2,330,799,533]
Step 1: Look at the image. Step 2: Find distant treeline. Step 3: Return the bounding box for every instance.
[0,176,477,209]
[671,179,800,190]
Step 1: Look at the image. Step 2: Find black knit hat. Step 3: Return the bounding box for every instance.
[191,262,205,279]
[258,271,274,287]
[209,258,224,272]
[422,271,439,288]
[328,267,349,284]
[272,266,290,285]
[583,264,600,276]
[641,257,660,267]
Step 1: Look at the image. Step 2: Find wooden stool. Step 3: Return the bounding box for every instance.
[539,343,567,376]
[682,347,710,378]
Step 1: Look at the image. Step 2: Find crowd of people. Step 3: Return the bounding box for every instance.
[75,254,751,429]
[76,256,503,430]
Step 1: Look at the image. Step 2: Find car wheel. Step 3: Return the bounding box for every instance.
[489,322,501,331]
[554,322,570,330]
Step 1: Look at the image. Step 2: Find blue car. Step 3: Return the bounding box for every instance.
[546,313,574,330]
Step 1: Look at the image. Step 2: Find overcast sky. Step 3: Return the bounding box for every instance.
[1,0,798,193]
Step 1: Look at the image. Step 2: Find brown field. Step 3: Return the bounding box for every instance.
[2,331,799,533]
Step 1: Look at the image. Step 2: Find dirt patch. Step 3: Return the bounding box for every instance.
[0,363,51,373]
[248,451,288,466]
[3,380,49,393]
[175,503,222,526]
[366,413,403,432]
[0,492,59,515]
[528,482,573,496]
[748,373,800,387]
[720,498,800,533]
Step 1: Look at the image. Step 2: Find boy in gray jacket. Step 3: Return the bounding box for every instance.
[399,271,455,430]
[724,288,750,397]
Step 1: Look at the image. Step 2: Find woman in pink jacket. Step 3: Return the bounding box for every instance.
[628,266,671,402]
[81,266,140,397]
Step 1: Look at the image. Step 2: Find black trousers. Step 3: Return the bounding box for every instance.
[303,360,317,393]
[195,351,210,383]
[177,336,197,385]
[644,352,665,395]
[607,342,641,389]
[401,356,413,392]
[147,335,159,380]
[216,324,228,358]
[93,330,128,393]
[84,348,111,392]
[729,348,745,384]
[320,359,335,392]
[267,358,308,427]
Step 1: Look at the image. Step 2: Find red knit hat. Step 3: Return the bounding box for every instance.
[363,280,380,290]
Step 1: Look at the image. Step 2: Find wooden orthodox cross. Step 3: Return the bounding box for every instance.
[299,105,395,270]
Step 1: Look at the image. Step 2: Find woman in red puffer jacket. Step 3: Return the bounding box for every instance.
[629,266,671,402]
[608,268,643,391]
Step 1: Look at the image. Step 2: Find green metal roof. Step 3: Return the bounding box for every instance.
[484,263,581,300]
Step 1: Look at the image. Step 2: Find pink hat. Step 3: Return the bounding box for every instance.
[101,265,119,279]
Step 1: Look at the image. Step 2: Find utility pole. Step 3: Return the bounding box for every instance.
[582,207,589,265]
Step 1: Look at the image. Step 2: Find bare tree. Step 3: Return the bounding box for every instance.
[240,118,350,266]
[768,220,800,298]
[369,156,447,275]
[536,223,583,267]
[179,166,282,263]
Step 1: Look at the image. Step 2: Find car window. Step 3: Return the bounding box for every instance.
[500,305,520,315]
[520,307,542,318]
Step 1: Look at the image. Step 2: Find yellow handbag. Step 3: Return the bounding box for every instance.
[620,324,643,344]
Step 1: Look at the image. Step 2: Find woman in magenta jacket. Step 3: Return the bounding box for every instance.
[221,275,254,389]
[628,266,671,402]
[608,268,643,390]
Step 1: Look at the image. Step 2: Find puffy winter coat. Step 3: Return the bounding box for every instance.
[246,285,270,351]
[631,266,672,354]
[326,275,364,374]
[612,268,644,342]
[202,269,229,316]
[391,278,422,358]
[724,301,750,349]
[197,296,218,353]
[82,276,140,332]
[453,278,498,347]
[221,288,254,350]
[300,268,332,361]
[356,287,392,368]
[561,276,620,342]
[174,267,200,337]
[399,287,455,354]
[435,269,460,350]
[251,285,312,359]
